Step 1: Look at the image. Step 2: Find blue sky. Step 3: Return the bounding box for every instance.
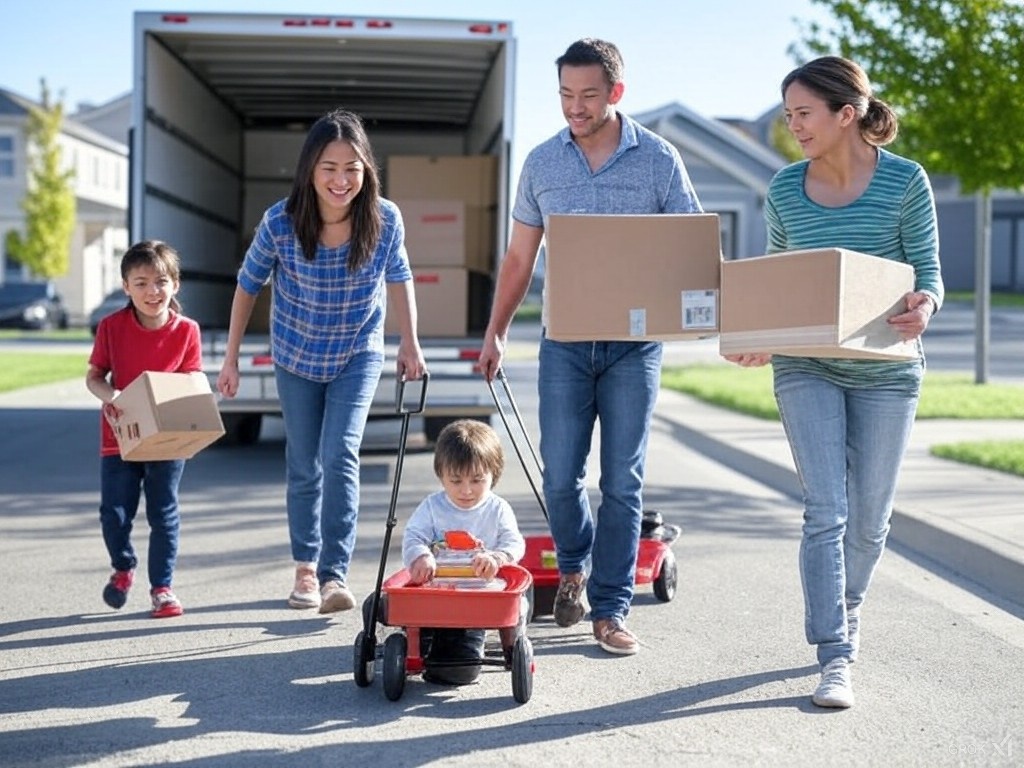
[1,0,830,169]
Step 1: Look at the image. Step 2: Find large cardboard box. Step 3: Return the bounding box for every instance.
[386,155,498,206]
[112,371,225,461]
[396,199,494,272]
[718,247,917,360]
[544,214,722,342]
[385,267,491,338]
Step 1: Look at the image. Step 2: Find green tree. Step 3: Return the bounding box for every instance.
[793,0,1024,383]
[8,79,76,278]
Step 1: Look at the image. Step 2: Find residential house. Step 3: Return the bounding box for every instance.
[0,88,129,322]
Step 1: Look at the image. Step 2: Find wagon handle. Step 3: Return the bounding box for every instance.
[395,371,429,415]
[487,368,548,522]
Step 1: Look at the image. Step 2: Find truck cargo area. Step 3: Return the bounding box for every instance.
[131,12,516,445]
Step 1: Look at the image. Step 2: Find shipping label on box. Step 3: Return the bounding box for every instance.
[113,371,225,461]
[396,199,494,272]
[718,247,918,360]
[544,213,722,342]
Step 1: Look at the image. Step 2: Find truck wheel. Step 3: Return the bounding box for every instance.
[221,413,263,446]
[424,415,490,443]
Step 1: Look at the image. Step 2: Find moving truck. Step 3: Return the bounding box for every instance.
[129,10,515,444]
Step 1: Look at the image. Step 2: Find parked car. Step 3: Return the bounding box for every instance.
[0,280,70,330]
[88,289,130,336]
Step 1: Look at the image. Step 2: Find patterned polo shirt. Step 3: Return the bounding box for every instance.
[512,111,702,223]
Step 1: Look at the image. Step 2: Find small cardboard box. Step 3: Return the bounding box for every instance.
[386,155,498,206]
[718,247,917,360]
[113,371,225,461]
[396,199,494,272]
[385,267,491,338]
[544,213,722,341]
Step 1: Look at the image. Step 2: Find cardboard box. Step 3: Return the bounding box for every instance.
[543,213,722,341]
[386,155,498,206]
[396,199,494,272]
[113,371,225,461]
[718,247,918,360]
[385,267,491,337]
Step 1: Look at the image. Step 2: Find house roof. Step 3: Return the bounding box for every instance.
[0,88,37,116]
[633,101,786,195]
[0,87,127,154]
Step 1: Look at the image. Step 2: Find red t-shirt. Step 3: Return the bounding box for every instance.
[89,306,204,456]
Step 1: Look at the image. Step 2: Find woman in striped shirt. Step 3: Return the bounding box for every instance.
[727,57,943,709]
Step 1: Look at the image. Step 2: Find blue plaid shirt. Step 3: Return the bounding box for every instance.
[238,197,412,382]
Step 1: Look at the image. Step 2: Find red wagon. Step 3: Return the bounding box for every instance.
[352,375,535,703]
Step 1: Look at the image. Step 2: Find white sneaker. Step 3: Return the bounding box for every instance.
[288,563,321,609]
[812,657,854,708]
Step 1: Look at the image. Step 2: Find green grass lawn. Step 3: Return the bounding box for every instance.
[0,352,89,394]
[661,363,1024,477]
[945,290,1024,308]
[0,328,92,341]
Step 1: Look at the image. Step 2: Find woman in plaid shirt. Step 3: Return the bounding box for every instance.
[217,108,426,613]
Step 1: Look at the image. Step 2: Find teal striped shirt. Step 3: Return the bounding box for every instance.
[763,148,943,389]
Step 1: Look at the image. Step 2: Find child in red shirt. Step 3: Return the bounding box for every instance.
[85,241,203,618]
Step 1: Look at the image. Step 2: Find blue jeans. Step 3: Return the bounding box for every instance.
[537,336,662,621]
[774,367,920,666]
[275,351,384,585]
[99,455,185,589]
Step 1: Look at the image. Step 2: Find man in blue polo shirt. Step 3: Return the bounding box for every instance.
[479,38,702,655]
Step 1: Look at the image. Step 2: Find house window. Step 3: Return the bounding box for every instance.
[992,214,1024,292]
[0,134,14,178]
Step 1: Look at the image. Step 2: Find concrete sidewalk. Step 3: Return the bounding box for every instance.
[654,388,1024,610]
[4,369,1022,611]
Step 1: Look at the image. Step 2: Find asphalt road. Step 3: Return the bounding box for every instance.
[0,352,1021,767]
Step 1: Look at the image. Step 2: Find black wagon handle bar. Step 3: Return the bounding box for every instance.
[487,368,548,522]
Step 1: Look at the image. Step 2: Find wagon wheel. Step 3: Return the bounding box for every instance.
[383,632,408,701]
[353,630,376,687]
[653,548,678,602]
[511,635,534,704]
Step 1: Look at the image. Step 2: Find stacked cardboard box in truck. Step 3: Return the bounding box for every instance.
[386,155,498,336]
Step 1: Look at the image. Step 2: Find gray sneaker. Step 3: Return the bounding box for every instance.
[812,657,854,708]
[553,572,587,627]
[319,580,356,613]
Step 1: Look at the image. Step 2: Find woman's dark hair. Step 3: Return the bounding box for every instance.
[782,56,899,146]
[556,38,624,87]
[286,108,382,271]
[120,240,182,313]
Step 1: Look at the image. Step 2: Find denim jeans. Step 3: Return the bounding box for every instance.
[99,455,185,589]
[537,336,663,621]
[274,351,384,585]
[774,367,920,666]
